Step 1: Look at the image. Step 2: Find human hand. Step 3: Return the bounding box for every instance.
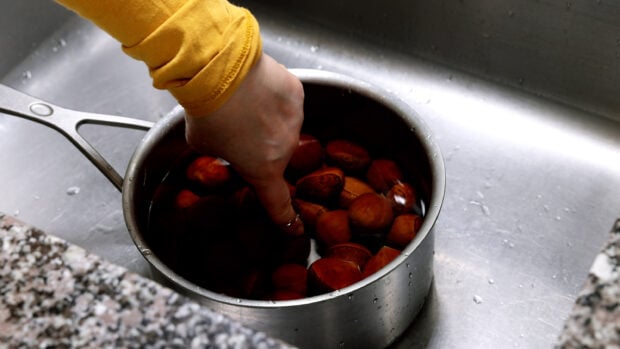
[185,53,305,235]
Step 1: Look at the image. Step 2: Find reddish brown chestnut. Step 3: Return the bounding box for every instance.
[386,214,423,249]
[325,139,372,173]
[387,182,418,215]
[288,134,324,177]
[339,176,376,208]
[315,209,352,247]
[348,193,394,233]
[186,155,231,189]
[308,257,363,293]
[293,199,328,230]
[326,242,373,269]
[362,246,401,278]
[366,159,404,193]
[295,167,345,203]
[271,263,308,295]
[174,189,200,209]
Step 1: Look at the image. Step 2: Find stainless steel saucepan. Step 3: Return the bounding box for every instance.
[0,69,445,348]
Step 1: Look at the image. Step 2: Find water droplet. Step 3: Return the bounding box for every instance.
[66,186,81,195]
[236,298,243,303]
[488,278,495,285]
[518,77,524,85]
[33,195,40,200]
[22,70,32,82]
[473,295,483,304]
[543,205,550,212]
[347,294,354,301]
[408,272,413,279]
[481,205,491,216]
[552,274,557,279]
[339,342,345,348]
[555,216,562,221]
[310,45,319,53]
[372,297,378,304]
[140,248,152,256]
[13,209,20,217]
[58,38,67,47]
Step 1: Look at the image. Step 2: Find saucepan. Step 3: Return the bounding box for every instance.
[0,69,445,348]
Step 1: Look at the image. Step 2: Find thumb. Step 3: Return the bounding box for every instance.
[251,177,304,236]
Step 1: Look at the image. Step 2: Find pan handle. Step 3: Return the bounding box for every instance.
[0,84,155,191]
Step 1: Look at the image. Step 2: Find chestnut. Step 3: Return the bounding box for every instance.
[348,193,394,233]
[271,263,308,295]
[362,246,401,278]
[174,189,200,209]
[292,199,328,230]
[295,167,345,203]
[326,242,373,269]
[186,155,231,189]
[387,182,418,215]
[386,214,423,249]
[308,257,363,293]
[315,209,352,248]
[288,134,324,177]
[366,159,404,193]
[339,176,376,208]
[325,139,372,173]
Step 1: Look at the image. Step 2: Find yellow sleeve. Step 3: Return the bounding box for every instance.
[55,0,262,116]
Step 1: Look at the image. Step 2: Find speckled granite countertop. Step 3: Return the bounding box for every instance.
[556,219,620,348]
[0,213,293,348]
[2,211,619,348]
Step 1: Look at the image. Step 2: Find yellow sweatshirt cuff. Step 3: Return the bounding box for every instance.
[56,0,262,116]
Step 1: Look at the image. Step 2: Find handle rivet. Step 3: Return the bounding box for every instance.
[29,102,53,116]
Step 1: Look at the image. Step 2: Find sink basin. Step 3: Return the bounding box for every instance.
[2,0,620,348]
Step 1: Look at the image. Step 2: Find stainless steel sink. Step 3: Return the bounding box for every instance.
[2,1,620,348]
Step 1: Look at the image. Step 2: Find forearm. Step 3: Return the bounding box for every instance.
[55,0,262,116]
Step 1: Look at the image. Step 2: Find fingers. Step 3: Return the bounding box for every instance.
[251,177,304,236]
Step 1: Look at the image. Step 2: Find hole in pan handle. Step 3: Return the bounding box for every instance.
[0,84,154,191]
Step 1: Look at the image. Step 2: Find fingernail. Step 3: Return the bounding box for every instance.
[280,214,305,236]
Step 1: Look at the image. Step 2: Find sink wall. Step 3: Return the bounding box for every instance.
[240,0,620,120]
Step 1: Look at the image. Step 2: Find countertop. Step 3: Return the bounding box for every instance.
[556,219,620,348]
[0,213,292,348]
[1,212,619,348]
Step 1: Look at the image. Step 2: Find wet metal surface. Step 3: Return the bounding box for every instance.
[2,1,620,348]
